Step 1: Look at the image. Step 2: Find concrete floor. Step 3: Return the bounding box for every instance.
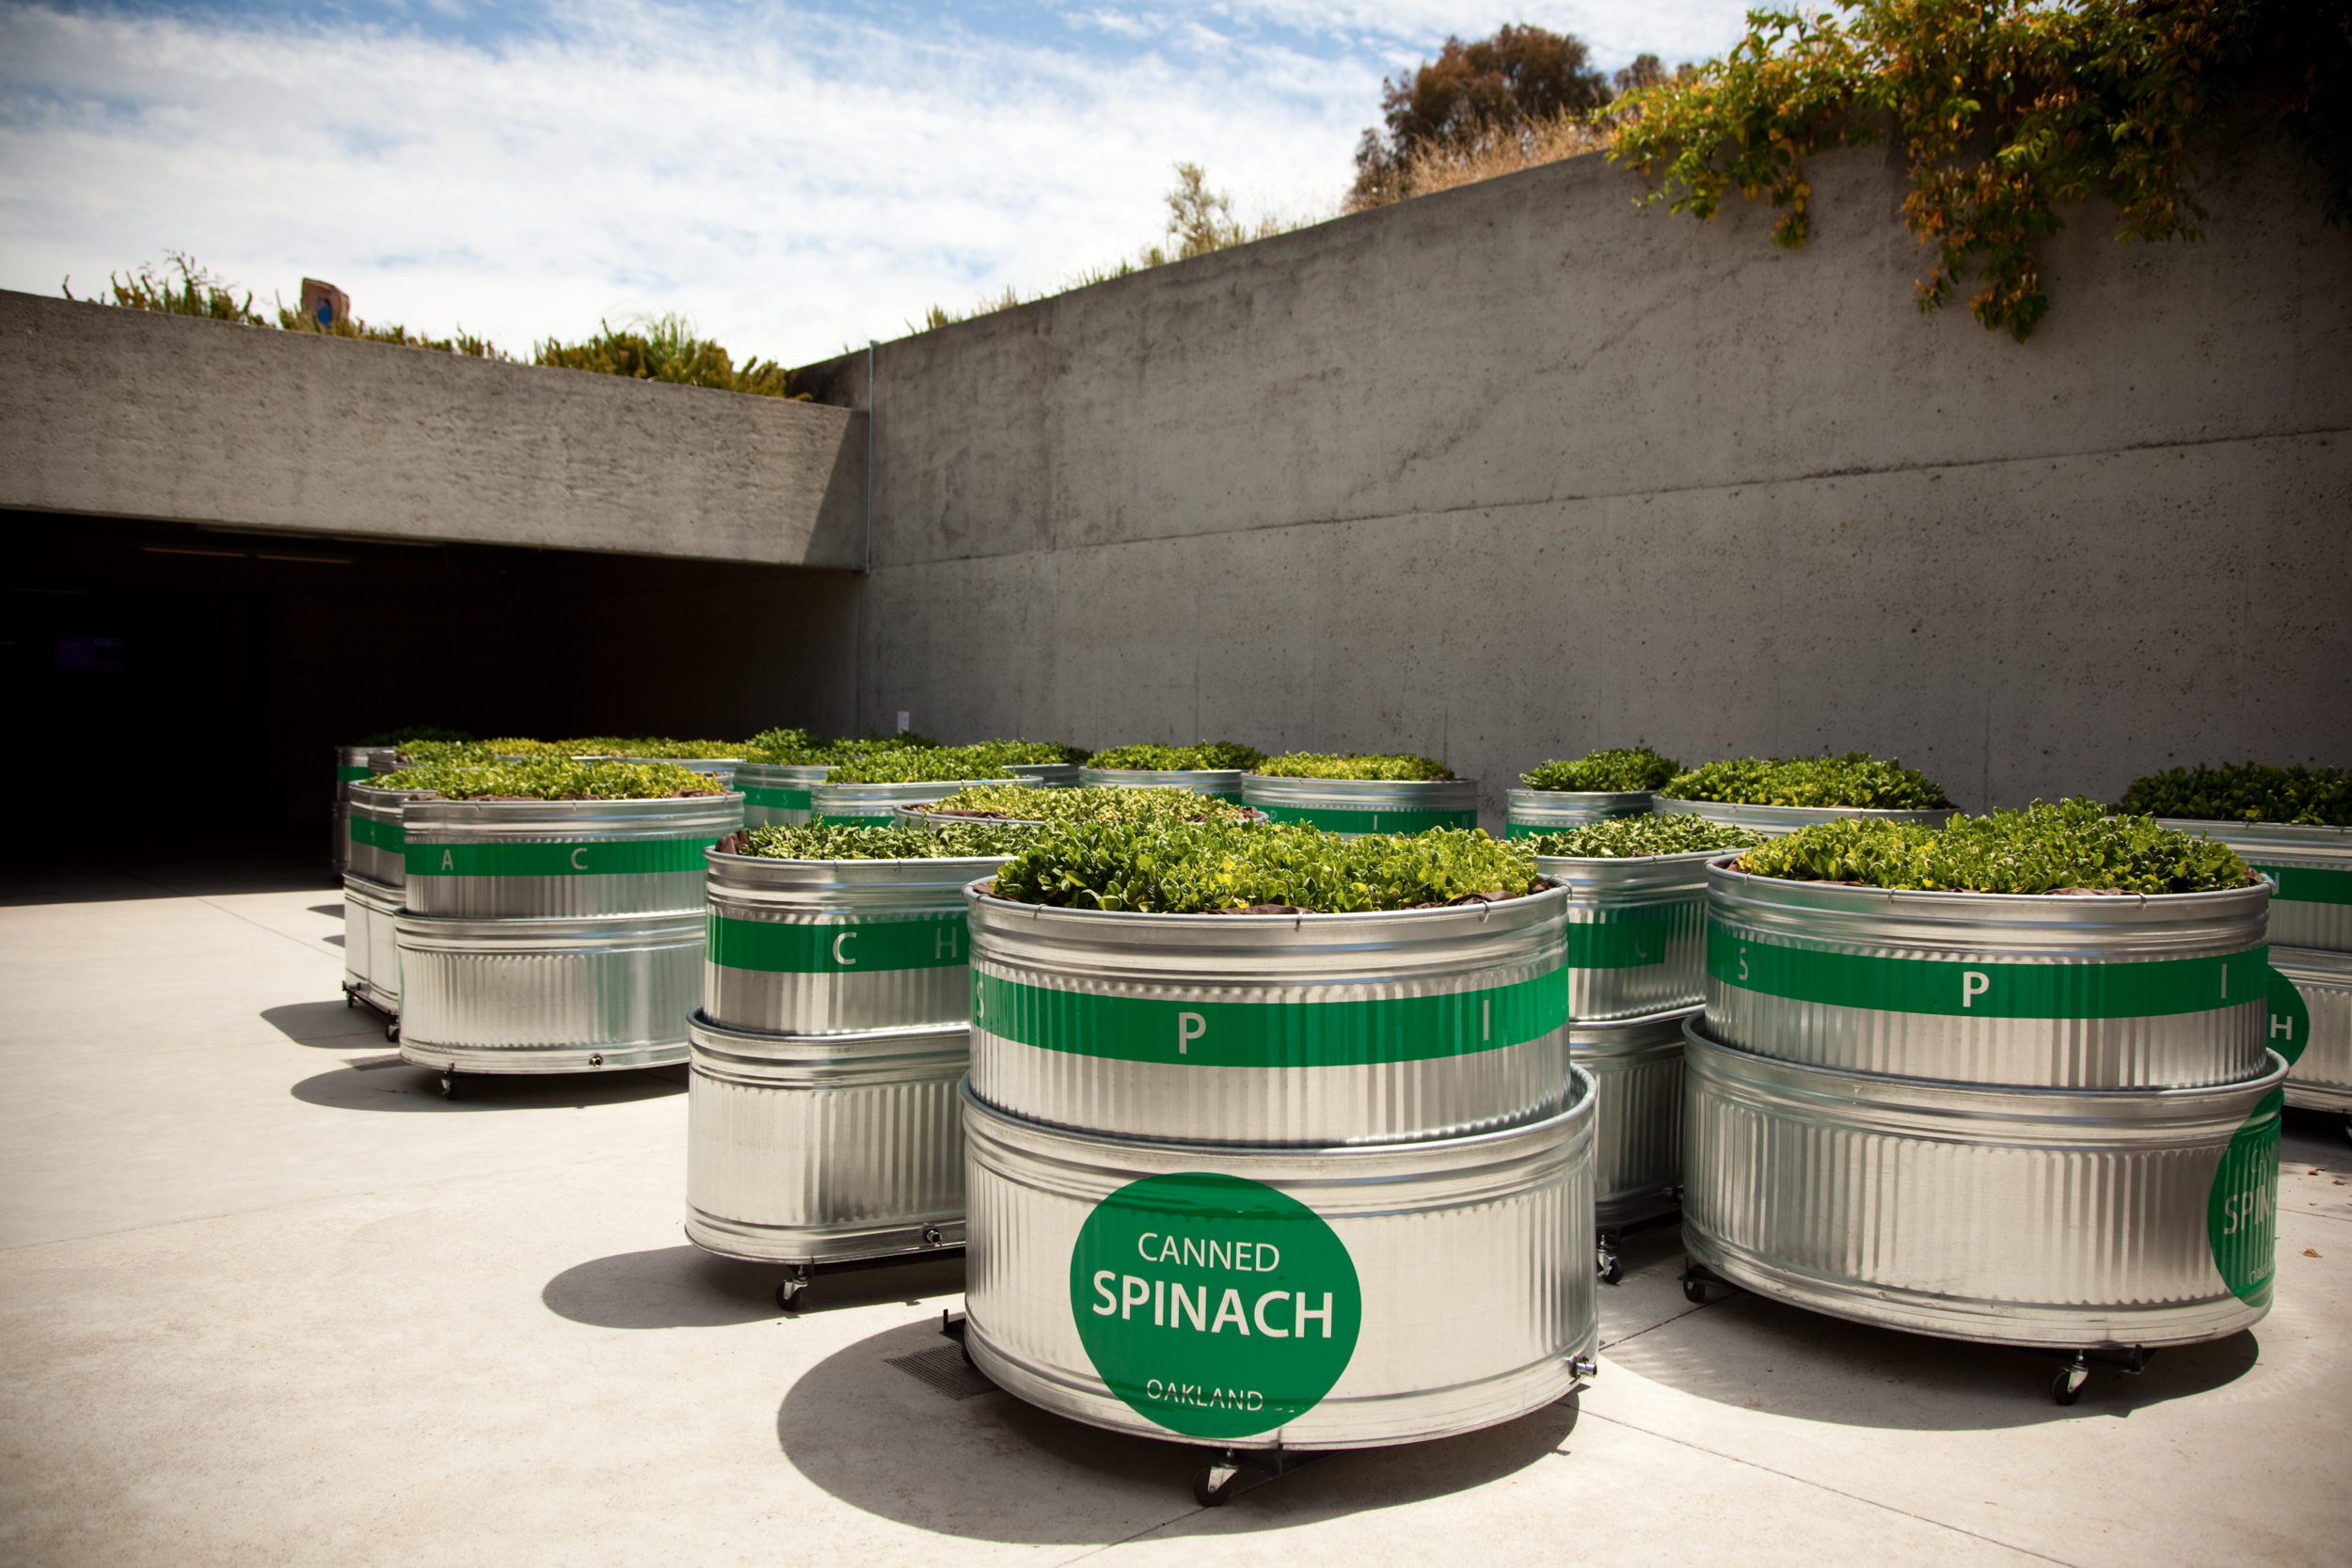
[3,851,2347,1567]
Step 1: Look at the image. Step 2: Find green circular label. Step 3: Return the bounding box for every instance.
[2207,1088,2283,1306]
[1069,1172,1361,1440]
[2266,966,2311,1069]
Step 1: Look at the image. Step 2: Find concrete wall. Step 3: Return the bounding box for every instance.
[810,128,2352,819]
[0,291,866,567]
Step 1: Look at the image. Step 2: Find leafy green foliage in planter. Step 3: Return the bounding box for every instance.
[609,738,745,759]
[394,740,502,766]
[1521,746,1682,792]
[1736,800,2251,894]
[927,784,1263,827]
[1086,741,1268,771]
[991,823,1541,913]
[963,738,1093,768]
[2114,763,2352,827]
[742,730,940,766]
[1522,815,1764,859]
[733,822,1039,861]
[1253,752,1455,782]
[357,726,473,748]
[373,759,724,800]
[1661,752,1951,809]
[824,745,1035,785]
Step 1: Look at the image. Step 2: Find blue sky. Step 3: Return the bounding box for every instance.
[1,2,1753,364]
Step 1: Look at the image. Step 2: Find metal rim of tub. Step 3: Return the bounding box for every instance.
[1654,798,1956,836]
[1079,768,1248,800]
[703,847,1016,1035]
[732,763,835,828]
[401,791,744,918]
[2272,944,2352,1112]
[963,879,1572,1147]
[1533,847,1719,1022]
[346,783,435,889]
[1504,788,1657,837]
[623,755,744,787]
[891,801,1266,832]
[1680,1017,2288,1349]
[1007,763,1083,788]
[1574,1006,1692,1229]
[811,775,1038,825]
[1238,773,1481,836]
[1701,854,2272,1089]
[960,1069,1597,1452]
[685,1010,971,1264]
[392,908,703,1071]
[2155,817,2352,952]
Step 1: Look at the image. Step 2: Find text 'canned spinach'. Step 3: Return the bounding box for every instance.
[1072,1172,1361,1439]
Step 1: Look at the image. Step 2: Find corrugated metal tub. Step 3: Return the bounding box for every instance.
[331,745,398,875]
[1080,768,1248,800]
[1505,789,1655,837]
[2155,818,2352,953]
[961,1071,1597,1451]
[1682,1019,2287,1349]
[1577,1008,1689,1231]
[686,1012,968,1265]
[394,909,703,1073]
[341,873,403,1018]
[966,881,1573,1146]
[2271,945,2352,1113]
[813,776,1037,827]
[1534,847,1713,1022]
[1240,775,1480,837]
[1656,799,1954,837]
[1008,763,1083,789]
[346,783,430,889]
[735,764,834,828]
[704,847,1015,1035]
[404,793,743,918]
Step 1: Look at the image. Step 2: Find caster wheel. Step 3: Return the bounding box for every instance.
[1597,1248,1624,1287]
[1192,1465,1243,1508]
[2052,1364,2089,1406]
[1682,1278,1708,1305]
[776,1280,809,1312]
[345,992,357,1009]
[438,1072,456,1101]
[387,1021,400,1042]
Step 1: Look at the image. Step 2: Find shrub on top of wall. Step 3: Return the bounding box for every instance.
[1661,752,1950,810]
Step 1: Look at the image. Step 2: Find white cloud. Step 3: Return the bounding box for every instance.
[0,1,1747,366]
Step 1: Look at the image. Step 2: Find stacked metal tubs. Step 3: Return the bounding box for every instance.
[961,882,1598,1456]
[1682,858,2286,1397]
[341,778,428,1023]
[394,791,741,1090]
[688,841,1020,1302]
[2158,817,2352,1124]
[1240,774,1480,837]
[1505,788,1656,838]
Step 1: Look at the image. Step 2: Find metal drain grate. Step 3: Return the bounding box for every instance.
[887,1344,996,1401]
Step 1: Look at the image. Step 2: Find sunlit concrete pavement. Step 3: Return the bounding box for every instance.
[2,851,2347,1568]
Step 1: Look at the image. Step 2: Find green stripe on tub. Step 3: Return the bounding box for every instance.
[336,765,373,783]
[707,913,970,973]
[1708,924,2268,1020]
[2254,863,2352,907]
[1252,803,1479,835]
[741,785,816,811]
[1565,913,1679,970]
[349,816,405,851]
[406,837,719,877]
[972,966,1567,1068]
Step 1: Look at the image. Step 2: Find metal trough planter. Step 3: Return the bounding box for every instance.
[734,763,834,828]
[1080,767,1248,800]
[1239,775,1479,837]
[1654,799,1954,837]
[965,881,1573,1147]
[1504,789,1655,837]
[402,793,742,918]
[1577,1007,1689,1234]
[341,873,403,1019]
[1007,763,1083,788]
[330,745,398,875]
[960,1071,1597,1452]
[812,776,1037,827]
[1532,847,1713,1022]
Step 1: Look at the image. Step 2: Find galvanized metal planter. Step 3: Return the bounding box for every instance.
[341,873,403,1016]
[2156,818,2352,953]
[703,847,1015,1034]
[1577,1008,1689,1229]
[624,755,743,788]
[961,1073,1597,1451]
[1008,763,1083,789]
[1656,799,1955,837]
[812,776,1036,828]
[1682,1019,2287,1349]
[1534,848,1712,1022]
[346,783,433,890]
[966,881,1572,1146]
[2273,945,2352,1113]
[1240,774,1480,837]
[394,909,703,1072]
[330,745,398,875]
[686,1012,969,1263]
[1703,858,2271,1088]
[402,793,742,918]
[1505,789,1655,838]
[735,764,834,828]
[1081,767,1248,800]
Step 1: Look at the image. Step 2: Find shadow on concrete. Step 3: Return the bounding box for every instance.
[2283,1107,2351,1162]
[263,998,389,1047]
[290,1061,685,1112]
[542,1245,964,1330]
[308,903,343,917]
[1606,1281,2262,1431]
[775,1316,1581,1544]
